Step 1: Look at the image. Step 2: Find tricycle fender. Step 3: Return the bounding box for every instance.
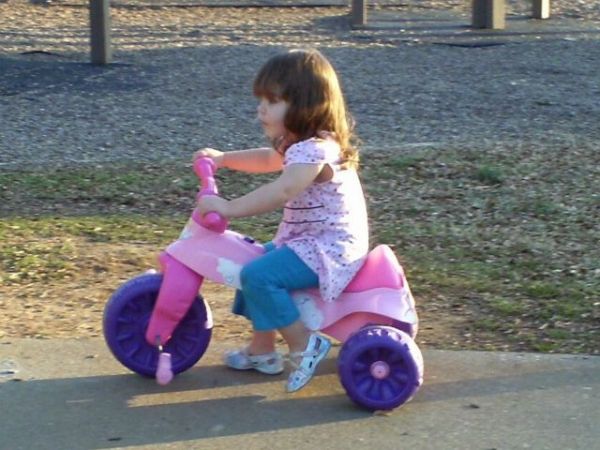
[292,286,418,342]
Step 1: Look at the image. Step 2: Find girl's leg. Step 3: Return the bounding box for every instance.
[240,246,331,391]
[278,320,310,355]
[231,296,278,354]
[248,330,277,354]
[283,324,331,392]
[239,245,318,333]
[231,242,280,355]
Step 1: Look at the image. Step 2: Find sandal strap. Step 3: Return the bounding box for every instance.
[288,349,320,359]
[285,334,332,393]
[247,352,281,364]
[286,335,327,369]
[227,348,281,365]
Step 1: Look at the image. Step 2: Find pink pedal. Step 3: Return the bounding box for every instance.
[156,352,174,385]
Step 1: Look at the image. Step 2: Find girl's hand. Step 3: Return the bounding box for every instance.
[196,195,232,219]
[193,148,225,168]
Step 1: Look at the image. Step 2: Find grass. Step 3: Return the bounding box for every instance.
[489,299,526,317]
[474,165,504,185]
[1,146,598,353]
[525,282,561,299]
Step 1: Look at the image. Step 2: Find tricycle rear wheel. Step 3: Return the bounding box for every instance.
[337,326,423,410]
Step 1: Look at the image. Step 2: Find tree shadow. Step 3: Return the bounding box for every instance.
[0,55,155,97]
[0,358,368,449]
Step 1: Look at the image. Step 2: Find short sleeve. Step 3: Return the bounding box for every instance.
[284,138,340,167]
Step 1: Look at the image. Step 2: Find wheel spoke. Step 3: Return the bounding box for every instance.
[382,378,399,399]
[357,376,374,394]
[144,349,155,367]
[379,380,394,400]
[392,370,409,385]
[378,347,390,360]
[127,301,141,314]
[182,320,200,330]
[142,292,156,305]
[179,332,198,344]
[126,344,141,359]
[352,360,369,372]
[367,348,380,362]
[117,316,134,325]
[367,378,380,399]
[116,332,136,342]
[386,352,404,365]
[173,340,189,358]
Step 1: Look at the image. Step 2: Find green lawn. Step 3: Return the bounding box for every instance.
[1,145,598,353]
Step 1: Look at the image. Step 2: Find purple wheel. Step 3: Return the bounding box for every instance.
[338,326,423,411]
[103,273,212,377]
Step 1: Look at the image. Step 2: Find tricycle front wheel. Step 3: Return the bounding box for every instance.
[337,326,423,411]
[103,274,212,377]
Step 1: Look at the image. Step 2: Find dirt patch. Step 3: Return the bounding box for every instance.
[0,236,468,350]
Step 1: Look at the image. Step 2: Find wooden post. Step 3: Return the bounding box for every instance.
[532,0,550,19]
[90,0,111,65]
[351,0,367,27]
[472,0,505,30]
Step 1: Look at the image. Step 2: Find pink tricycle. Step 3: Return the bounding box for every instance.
[103,158,424,410]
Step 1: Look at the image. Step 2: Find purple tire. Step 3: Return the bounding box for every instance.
[338,326,423,411]
[103,273,212,377]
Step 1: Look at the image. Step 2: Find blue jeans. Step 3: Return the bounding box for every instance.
[232,243,319,331]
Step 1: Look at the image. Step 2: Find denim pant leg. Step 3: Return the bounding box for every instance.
[232,244,319,331]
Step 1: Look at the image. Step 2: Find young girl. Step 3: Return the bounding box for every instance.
[194,49,369,393]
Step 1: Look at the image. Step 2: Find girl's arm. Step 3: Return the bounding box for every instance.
[196,163,324,218]
[194,147,283,173]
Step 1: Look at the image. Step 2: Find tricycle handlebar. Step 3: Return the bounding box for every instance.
[193,157,228,233]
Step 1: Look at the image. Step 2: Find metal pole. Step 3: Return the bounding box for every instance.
[351,0,367,27]
[532,0,550,19]
[90,0,112,65]
[472,0,505,30]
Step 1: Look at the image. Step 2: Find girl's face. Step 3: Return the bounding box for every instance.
[257,96,288,140]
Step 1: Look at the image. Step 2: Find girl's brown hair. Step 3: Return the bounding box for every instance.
[253,49,359,169]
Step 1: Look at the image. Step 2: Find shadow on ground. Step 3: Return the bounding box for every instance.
[1,351,598,449]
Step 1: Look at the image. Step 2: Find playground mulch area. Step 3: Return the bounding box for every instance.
[1,0,599,354]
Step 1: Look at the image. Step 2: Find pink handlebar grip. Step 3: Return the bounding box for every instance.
[203,211,225,229]
[193,157,228,233]
[193,157,217,190]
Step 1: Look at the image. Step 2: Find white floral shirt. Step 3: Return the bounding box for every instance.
[273,137,369,302]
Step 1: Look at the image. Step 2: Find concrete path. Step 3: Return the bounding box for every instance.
[0,338,598,449]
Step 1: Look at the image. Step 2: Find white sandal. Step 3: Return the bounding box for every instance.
[286,333,332,393]
[224,348,284,375]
